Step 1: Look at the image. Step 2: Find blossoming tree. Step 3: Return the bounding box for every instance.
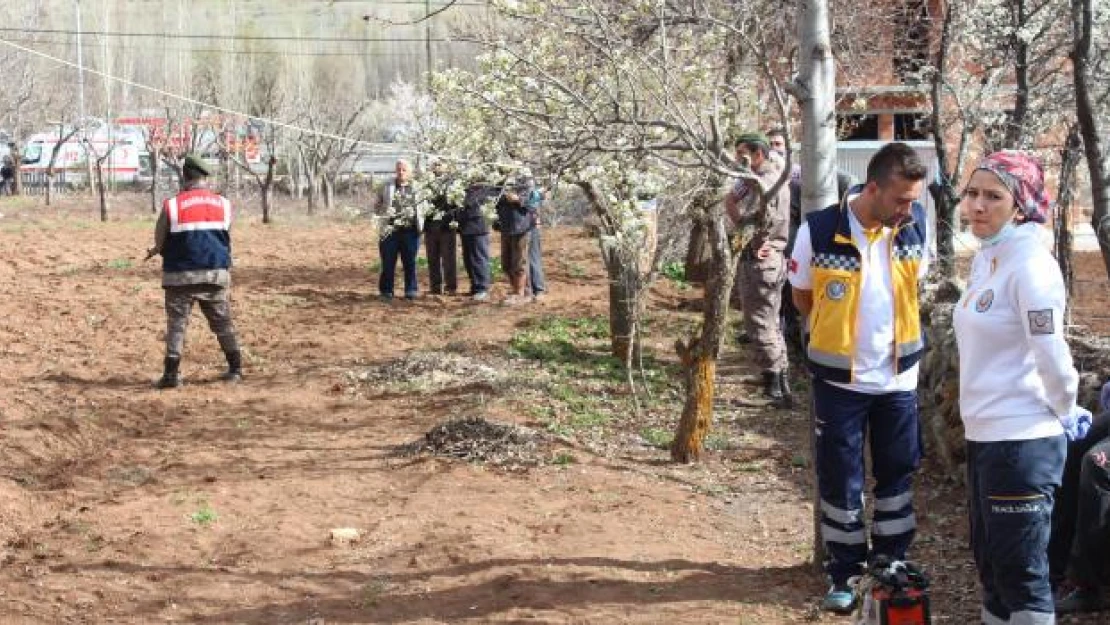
[422,0,800,461]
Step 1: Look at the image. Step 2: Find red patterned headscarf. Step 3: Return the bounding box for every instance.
[974,150,1051,224]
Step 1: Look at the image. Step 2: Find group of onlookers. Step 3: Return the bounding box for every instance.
[373,159,546,305]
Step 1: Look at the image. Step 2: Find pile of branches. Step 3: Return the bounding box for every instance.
[346,351,501,395]
[401,417,546,470]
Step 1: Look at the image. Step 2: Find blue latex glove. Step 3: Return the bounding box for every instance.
[1060,407,1093,442]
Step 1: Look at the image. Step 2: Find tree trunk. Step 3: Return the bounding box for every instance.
[684,221,711,283]
[577,180,648,366]
[11,144,23,197]
[1004,0,1030,149]
[797,0,839,216]
[150,152,161,213]
[291,158,303,200]
[928,182,960,277]
[306,171,318,215]
[1056,125,1082,302]
[86,154,96,196]
[222,152,233,197]
[95,161,108,221]
[799,0,838,569]
[672,183,733,463]
[45,169,54,206]
[928,0,960,279]
[261,156,277,224]
[1072,0,1110,279]
[671,347,716,462]
[606,258,643,363]
[323,174,335,212]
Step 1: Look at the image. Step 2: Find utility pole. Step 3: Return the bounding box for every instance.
[74,0,85,124]
[425,0,433,90]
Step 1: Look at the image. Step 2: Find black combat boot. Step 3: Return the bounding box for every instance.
[220,350,242,382]
[762,370,784,401]
[777,369,795,409]
[155,356,181,389]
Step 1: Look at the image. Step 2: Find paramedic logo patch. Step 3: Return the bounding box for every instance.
[975,289,994,313]
[825,279,847,301]
[1028,309,1055,335]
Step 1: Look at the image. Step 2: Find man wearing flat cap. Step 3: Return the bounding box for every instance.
[147,154,243,388]
[724,131,792,406]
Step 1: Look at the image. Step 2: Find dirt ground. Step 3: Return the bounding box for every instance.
[0,195,1107,624]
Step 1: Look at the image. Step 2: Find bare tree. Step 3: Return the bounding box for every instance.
[44,121,83,206]
[220,66,287,224]
[81,133,120,222]
[1071,0,1110,277]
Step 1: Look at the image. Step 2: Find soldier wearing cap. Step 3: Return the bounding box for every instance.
[724,131,792,405]
[147,154,243,388]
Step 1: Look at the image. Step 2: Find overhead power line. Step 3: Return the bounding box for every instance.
[0,37,404,152]
[0,36,466,58]
[0,36,521,172]
[0,27,476,44]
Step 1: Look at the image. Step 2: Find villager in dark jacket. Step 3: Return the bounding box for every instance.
[495,180,540,305]
[424,189,460,295]
[459,184,496,301]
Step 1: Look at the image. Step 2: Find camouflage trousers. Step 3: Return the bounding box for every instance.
[164,284,239,359]
[735,254,788,373]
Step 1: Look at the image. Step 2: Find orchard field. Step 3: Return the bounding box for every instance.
[0,197,1105,624]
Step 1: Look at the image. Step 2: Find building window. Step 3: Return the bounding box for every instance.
[894,113,930,140]
[838,114,879,141]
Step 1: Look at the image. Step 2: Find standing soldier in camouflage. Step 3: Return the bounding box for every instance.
[147,155,242,389]
[724,132,792,406]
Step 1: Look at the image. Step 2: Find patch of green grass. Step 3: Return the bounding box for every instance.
[567,407,611,429]
[490,256,504,281]
[704,432,731,451]
[510,314,681,439]
[546,383,613,431]
[662,261,686,283]
[640,427,674,449]
[358,576,391,608]
[565,261,588,279]
[189,503,218,526]
[551,451,577,466]
[106,258,133,270]
[508,315,610,362]
[544,420,574,438]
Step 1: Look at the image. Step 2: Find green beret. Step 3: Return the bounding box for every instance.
[182,154,210,177]
[735,132,770,148]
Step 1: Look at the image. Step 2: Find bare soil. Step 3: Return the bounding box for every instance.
[0,195,1106,624]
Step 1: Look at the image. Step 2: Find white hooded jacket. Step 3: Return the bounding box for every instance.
[953,223,1077,442]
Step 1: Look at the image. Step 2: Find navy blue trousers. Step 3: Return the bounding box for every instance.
[813,377,921,584]
[461,233,491,295]
[968,436,1066,624]
[378,228,421,297]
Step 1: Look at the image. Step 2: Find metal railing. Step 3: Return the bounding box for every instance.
[17,171,82,196]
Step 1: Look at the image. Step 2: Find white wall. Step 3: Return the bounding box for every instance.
[836,140,941,254]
